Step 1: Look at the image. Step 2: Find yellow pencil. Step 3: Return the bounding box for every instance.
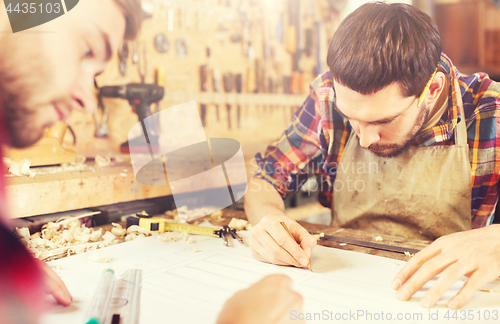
[280,221,313,272]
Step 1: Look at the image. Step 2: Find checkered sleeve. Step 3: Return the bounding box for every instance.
[253,80,325,199]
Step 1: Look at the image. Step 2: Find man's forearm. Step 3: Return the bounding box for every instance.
[244,178,287,225]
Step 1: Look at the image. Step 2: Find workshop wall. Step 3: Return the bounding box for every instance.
[67,0,343,177]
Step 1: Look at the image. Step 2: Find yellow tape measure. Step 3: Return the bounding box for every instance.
[126,214,220,237]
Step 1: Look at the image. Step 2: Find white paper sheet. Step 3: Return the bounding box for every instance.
[41,233,500,324]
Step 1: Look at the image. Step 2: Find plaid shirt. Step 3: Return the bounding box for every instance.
[255,54,500,229]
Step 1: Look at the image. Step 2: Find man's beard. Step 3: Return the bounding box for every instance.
[2,99,46,148]
[362,106,429,158]
[0,37,52,148]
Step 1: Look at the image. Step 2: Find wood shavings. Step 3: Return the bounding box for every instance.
[375,236,383,242]
[17,213,118,261]
[8,159,32,176]
[88,252,113,263]
[339,243,347,246]
[228,218,248,230]
[156,231,193,243]
[125,233,138,242]
[176,206,220,223]
[9,161,20,176]
[90,229,103,241]
[95,155,111,167]
[192,247,202,253]
[209,210,224,222]
[127,225,149,235]
[19,158,31,175]
[111,223,127,236]
[335,228,344,233]
[102,231,116,242]
[75,154,86,165]
[404,251,414,258]
[312,232,325,240]
[16,227,30,240]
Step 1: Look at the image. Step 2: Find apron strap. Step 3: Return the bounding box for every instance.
[454,108,467,146]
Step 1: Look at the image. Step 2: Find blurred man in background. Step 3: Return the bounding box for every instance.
[0,0,302,323]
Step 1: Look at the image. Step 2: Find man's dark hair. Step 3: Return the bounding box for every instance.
[327,2,442,97]
[113,0,143,40]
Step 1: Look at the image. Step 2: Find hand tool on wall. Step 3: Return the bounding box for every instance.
[199,47,211,126]
[213,67,221,122]
[167,7,174,32]
[118,41,129,76]
[305,28,313,57]
[97,83,164,153]
[199,64,209,126]
[175,37,188,59]
[154,33,170,53]
[235,73,243,128]
[223,72,234,130]
[132,40,139,64]
[138,42,147,84]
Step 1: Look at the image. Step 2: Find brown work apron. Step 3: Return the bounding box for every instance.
[331,110,471,241]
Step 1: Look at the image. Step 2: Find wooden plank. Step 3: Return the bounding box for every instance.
[6,160,249,219]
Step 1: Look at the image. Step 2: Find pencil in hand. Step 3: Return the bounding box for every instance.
[280,221,313,272]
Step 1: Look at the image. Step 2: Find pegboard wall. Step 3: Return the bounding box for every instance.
[69,0,342,173]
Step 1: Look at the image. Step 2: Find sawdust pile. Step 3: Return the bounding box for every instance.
[164,206,224,223]
[4,158,35,177]
[16,218,149,261]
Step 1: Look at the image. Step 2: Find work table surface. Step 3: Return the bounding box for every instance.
[94,208,430,262]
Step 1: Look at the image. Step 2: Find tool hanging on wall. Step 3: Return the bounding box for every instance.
[138,42,147,84]
[223,72,234,130]
[199,47,211,126]
[236,73,243,128]
[154,33,170,53]
[199,64,209,126]
[175,37,188,59]
[118,41,129,76]
[167,7,175,32]
[132,40,139,64]
[96,83,164,153]
[213,68,221,122]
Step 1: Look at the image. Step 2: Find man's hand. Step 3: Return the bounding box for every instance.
[249,213,317,268]
[217,274,304,324]
[392,225,500,309]
[37,260,72,306]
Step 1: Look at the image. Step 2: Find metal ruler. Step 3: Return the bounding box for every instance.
[318,234,421,255]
